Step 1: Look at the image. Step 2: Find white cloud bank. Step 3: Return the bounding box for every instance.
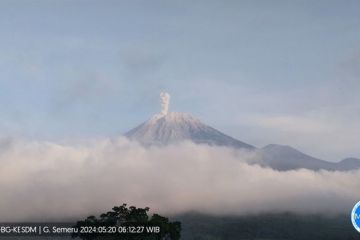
[0,137,359,221]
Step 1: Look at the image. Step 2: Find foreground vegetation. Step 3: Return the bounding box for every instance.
[177,212,359,240]
[72,204,181,240]
[71,205,358,240]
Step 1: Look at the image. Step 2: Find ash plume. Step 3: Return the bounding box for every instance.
[160,92,170,115]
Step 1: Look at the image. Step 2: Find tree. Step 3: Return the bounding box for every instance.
[72,204,181,240]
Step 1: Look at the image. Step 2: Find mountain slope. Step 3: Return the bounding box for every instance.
[336,157,360,171]
[125,112,255,149]
[125,92,360,171]
[258,144,360,171]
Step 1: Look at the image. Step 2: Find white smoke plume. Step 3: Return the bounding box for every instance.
[160,92,170,115]
[0,137,359,221]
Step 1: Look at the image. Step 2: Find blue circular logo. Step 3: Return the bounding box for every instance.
[352,201,360,232]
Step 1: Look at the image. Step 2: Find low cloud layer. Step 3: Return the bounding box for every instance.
[0,137,359,221]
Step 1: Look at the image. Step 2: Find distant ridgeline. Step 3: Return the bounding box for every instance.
[126,93,360,171]
[177,212,359,240]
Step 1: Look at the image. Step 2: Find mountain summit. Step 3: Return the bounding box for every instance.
[125,93,360,171]
[125,92,255,149]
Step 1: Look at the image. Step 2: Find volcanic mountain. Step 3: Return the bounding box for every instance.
[258,144,360,171]
[125,93,360,171]
[126,111,254,149]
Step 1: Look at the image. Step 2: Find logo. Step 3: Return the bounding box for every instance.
[351,201,360,232]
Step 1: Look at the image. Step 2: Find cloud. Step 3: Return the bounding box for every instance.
[0,137,359,221]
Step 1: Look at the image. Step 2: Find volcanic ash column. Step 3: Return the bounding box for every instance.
[160,92,170,115]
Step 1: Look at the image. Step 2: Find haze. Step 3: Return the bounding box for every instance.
[0,1,360,161]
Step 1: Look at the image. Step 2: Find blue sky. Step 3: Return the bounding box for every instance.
[0,0,360,160]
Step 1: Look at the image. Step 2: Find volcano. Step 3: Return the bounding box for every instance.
[126,111,255,149]
[125,93,360,171]
[125,93,254,149]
